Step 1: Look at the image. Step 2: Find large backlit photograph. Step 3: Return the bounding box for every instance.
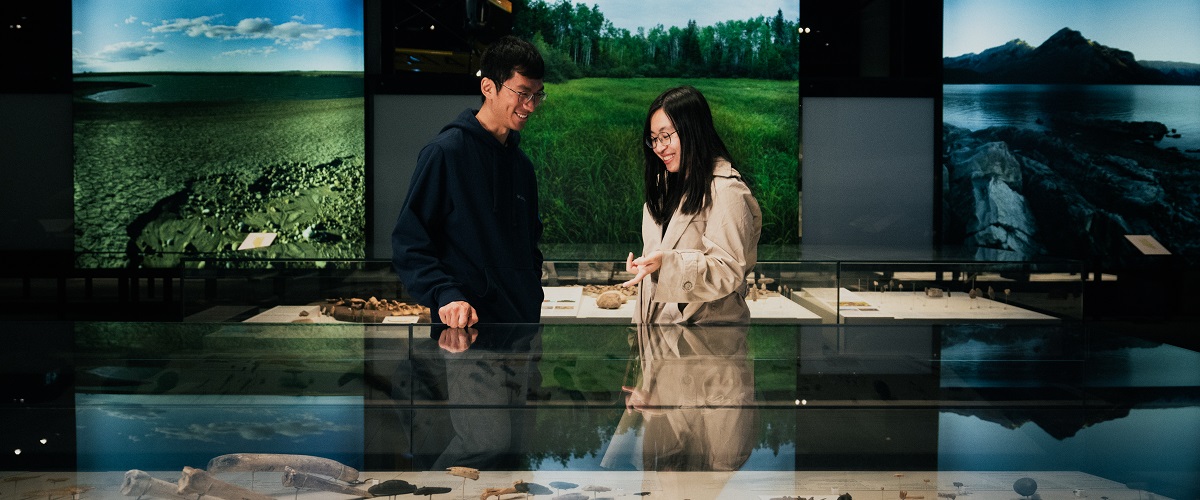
[942,0,1200,267]
[513,0,800,247]
[72,0,365,268]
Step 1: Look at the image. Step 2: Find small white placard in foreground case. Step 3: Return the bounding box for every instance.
[238,232,277,250]
[1125,234,1171,255]
[381,315,420,324]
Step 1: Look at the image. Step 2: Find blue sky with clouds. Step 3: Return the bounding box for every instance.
[72,0,364,73]
[944,0,1200,64]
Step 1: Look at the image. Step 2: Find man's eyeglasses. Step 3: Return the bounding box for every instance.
[501,83,547,106]
[645,130,677,149]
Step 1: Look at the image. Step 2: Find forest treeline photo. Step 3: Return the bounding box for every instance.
[514,0,800,81]
[510,1,801,247]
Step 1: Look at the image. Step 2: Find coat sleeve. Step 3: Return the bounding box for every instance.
[391,144,468,309]
[654,179,761,303]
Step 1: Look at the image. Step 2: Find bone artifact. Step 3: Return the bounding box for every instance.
[446,466,480,480]
[323,297,431,323]
[481,480,529,499]
[281,466,372,497]
[206,453,361,483]
[582,284,638,297]
[120,470,193,500]
[177,466,275,500]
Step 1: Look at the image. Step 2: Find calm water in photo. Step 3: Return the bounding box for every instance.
[76,73,364,103]
[943,84,1200,154]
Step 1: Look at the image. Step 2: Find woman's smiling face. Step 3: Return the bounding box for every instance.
[649,108,681,173]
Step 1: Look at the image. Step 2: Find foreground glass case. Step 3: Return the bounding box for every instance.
[2,320,1197,499]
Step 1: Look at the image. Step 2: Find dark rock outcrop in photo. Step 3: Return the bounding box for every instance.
[943,118,1200,268]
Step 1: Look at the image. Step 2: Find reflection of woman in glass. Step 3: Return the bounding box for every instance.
[604,323,756,475]
[622,85,762,325]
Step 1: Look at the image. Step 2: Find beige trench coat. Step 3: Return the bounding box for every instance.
[634,160,762,324]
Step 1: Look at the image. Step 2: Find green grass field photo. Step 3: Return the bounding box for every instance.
[523,78,800,247]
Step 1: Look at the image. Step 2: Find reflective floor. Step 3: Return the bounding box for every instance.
[2,321,1198,499]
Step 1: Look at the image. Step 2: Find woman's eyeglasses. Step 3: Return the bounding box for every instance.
[645,130,677,148]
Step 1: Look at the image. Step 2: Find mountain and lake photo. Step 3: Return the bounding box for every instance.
[942,25,1200,268]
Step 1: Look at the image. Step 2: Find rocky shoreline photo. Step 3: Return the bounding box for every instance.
[943,116,1200,268]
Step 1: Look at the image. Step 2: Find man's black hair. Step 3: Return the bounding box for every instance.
[480,35,545,89]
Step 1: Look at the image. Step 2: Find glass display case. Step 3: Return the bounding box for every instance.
[178,251,1084,325]
[1,320,1196,499]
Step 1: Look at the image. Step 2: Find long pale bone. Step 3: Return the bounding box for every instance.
[121,470,193,500]
[480,481,527,500]
[446,467,479,480]
[281,466,372,497]
[177,466,275,500]
[207,453,361,483]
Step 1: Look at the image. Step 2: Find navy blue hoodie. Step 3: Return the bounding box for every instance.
[392,109,544,324]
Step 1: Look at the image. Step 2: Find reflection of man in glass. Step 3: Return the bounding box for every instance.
[604,323,756,474]
[398,324,543,471]
[391,36,547,327]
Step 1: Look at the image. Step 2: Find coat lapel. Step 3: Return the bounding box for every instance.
[657,205,696,252]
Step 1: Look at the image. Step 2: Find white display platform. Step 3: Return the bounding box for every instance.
[243,305,420,324]
[5,469,1158,500]
[540,285,584,319]
[796,288,1059,324]
[542,286,824,324]
[243,305,333,323]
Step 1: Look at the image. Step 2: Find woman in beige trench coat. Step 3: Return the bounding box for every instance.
[623,86,762,325]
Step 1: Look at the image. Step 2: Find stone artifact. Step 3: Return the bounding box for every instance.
[938,493,957,499]
[595,290,627,309]
[281,466,372,497]
[518,482,554,495]
[177,466,275,500]
[549,481,578,491]
[369,479,417,496]
[120,470,192,500]
[925,287,943,298]
[1013,478,1038,498]
[207,453,361,483]
[414,486,453,497]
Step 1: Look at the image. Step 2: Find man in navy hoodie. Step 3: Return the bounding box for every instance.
[392,36,546,328]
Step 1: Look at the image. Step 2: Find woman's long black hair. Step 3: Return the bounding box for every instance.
[642,85,736,226]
